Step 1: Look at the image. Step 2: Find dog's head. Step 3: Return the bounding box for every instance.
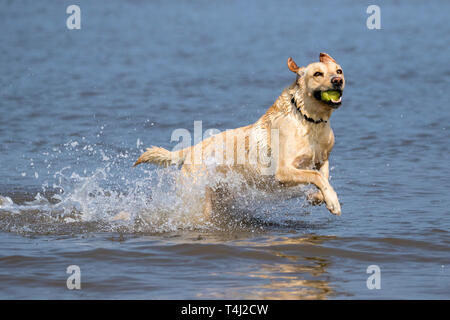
[288,53,345,109]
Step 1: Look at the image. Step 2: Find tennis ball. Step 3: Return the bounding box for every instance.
[321,90,341,102]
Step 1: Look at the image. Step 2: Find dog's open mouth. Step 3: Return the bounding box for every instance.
[314,89,343,108]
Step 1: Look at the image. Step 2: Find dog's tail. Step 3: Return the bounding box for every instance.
[133,146,190,167]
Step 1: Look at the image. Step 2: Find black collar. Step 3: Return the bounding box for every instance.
[291,97,327,124]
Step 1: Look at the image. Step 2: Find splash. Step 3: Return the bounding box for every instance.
[0,139,313,236]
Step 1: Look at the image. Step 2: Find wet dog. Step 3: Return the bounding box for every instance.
[134,53,345,219]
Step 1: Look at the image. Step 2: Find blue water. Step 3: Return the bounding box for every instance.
[0,0,449,299]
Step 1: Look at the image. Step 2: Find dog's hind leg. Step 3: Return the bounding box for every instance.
[202,183,236,222]
[203,186,215,221]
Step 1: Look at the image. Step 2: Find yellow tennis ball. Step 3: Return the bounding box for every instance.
[321,90,341,102]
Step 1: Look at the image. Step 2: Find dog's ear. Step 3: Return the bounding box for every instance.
[287,57,304,75]
[287,57,299,73]
[319,52,336,64]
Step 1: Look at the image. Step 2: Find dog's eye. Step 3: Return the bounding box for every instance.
[314,72,323,77]
[336,69,342,74]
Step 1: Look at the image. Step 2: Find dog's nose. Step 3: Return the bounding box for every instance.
[331,76,343,86]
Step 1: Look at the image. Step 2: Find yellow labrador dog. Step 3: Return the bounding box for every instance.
[134,53,344,219]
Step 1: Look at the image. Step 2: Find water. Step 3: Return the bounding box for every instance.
[0,0,449,299]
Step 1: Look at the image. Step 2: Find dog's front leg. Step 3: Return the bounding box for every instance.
[307,160,329,205]
[276,165,341,215]
[319,159,330,179]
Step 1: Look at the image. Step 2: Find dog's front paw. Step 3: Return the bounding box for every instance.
[324,191,341,216]
[307,191,324,205]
